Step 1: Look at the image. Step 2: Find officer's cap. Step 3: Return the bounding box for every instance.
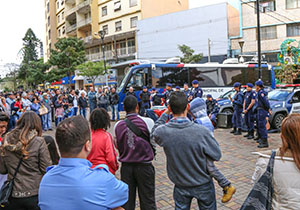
[143,86,147,89]
[233,82,241,88]
[176,86,180,90]
[247,83,254,88]
[152,88,156,91]
[166,83,172,87]
[192,80,199,85]
[207,94,212,98]
[255,80,264,87]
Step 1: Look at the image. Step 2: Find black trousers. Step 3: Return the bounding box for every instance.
[3,195,40,210]
[121,163,156,210]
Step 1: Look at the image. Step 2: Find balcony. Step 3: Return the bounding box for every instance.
[77,0,91,12]
[117,46,136,58]
[77,18,91,28]
[65,6,77,17]
[82,35,92,43]
[66,24,77,33]
[65,0,75,4]
[87,51,114,62]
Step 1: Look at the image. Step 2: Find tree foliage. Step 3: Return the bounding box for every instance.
[178,44,203,63]
[18,28,40,83]
[77,61,109,87]
[4,63,20,90]
[26,59,51,88]
[49,37,86,85]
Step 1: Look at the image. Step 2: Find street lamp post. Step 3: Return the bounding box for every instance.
[256,0,262,79]
[98,30,108,86]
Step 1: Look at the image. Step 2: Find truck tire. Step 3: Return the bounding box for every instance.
[222,108,233,114]
[272,113,285,130]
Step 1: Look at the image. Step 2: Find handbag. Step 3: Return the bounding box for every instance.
[39,104,48,116]
[240,150,276,210]
[0,157,23,207]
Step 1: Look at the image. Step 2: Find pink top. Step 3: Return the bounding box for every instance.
[87,129,119,175]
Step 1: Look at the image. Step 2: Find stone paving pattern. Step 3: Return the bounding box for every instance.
[45,113,282,210]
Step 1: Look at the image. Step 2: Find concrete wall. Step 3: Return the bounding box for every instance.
[141,0,189,19]
[137,3,230,60]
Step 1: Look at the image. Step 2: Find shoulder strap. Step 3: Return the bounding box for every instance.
[125,118,149,141]
[11,157,23,181]
[124,118,156,155]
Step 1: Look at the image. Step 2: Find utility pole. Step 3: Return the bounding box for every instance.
[256,0,262,79]
[208,38,211,63]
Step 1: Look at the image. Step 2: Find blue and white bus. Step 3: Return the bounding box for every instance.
[117,59,276,109]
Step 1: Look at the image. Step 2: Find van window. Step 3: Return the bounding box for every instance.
[189,67,219,87]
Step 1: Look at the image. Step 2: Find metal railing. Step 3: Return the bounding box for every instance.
[65,6,77,17]
[82,36,92,43]
[86,51,114,61]
[66,24,77,33]
[77,17,91,28]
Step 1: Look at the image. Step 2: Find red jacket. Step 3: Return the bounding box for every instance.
[87,129,119,174]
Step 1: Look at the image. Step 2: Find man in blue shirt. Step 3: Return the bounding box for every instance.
[229,82,244,135]
[39,116,128,210]
[88,87,97,114]
[243,83,256,139]
[189,80,203,101]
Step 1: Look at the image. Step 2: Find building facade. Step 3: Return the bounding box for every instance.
[137,3,240,63]
[231,0,300,65]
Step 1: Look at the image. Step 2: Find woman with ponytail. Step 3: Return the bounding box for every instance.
[0,111,51,210]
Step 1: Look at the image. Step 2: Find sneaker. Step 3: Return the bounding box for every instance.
[234,129,242,135]
[257,143,269,148]
[222,185,236,203]
[243,132,250,137]
[230,128,236,134]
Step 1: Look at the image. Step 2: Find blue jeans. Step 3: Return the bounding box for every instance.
[111,104,120,121]
[89,103,96,114]
[80,108,87,119]
[73,107,78,116]
[173,181,216,210]
[42,112,52,130]
[9,115,17,131]
[56,116,63,126]
[207,159,230,188]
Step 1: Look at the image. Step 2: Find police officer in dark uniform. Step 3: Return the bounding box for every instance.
[229,82,244,135]
[255,80,272,148]
[183,83,191,98]
[243,83,256,139]
[139,86,151,116]
[162,83,174,106]
[206,94,217,115]
[189,80,203,101]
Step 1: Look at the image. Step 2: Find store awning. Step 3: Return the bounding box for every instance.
[73,75,85,81]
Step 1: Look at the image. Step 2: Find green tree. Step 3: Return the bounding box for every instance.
[5,63,20,90]
[18,29,40,85]
[26,59,50,89]
[178,44,203,63]
[49,37,86,87]
[77,61,109,88]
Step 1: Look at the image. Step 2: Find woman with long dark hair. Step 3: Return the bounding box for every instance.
[0,111,51,210]
[252,113,300,209]
[87,108,119,174]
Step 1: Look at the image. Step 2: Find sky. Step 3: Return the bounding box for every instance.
[0,0,45,77]
[0,0,240,77]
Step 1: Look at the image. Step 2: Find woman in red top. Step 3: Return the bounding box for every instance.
[87,108,119,174]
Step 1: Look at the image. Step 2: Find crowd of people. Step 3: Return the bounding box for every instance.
[0,79,299,210]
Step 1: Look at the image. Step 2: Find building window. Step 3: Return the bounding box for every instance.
[57,1,59,9]
[114,1,121,11]
[48,16,50,26]
[115,21,122,31]
[58,29,61,37]
[286,0,300,9]
[128,38,136,54]
[62,11,64,20]
[130,16,138,28]
[61,0,64,5]
[47,2,50,13]
[287,23,300,37]
[130,0,137,7]
[256,0,276,12]
[102,6,107,16]
[48,30,51,39]
[103,25,108,35]
[62,26,65,34]
[258,26,277,40]
[58,15,60,24]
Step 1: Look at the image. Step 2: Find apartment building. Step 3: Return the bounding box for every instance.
[44,0,66,61]
[231,0,300,64]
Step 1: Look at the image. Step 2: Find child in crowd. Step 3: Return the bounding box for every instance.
[189,97,236,203]
[66,104,74,118]
[55,105,64,125]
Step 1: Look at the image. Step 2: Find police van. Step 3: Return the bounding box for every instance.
[268,84,300,129]
[116,58,275,110]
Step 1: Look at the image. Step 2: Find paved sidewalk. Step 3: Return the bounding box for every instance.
[45,120,282,210]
